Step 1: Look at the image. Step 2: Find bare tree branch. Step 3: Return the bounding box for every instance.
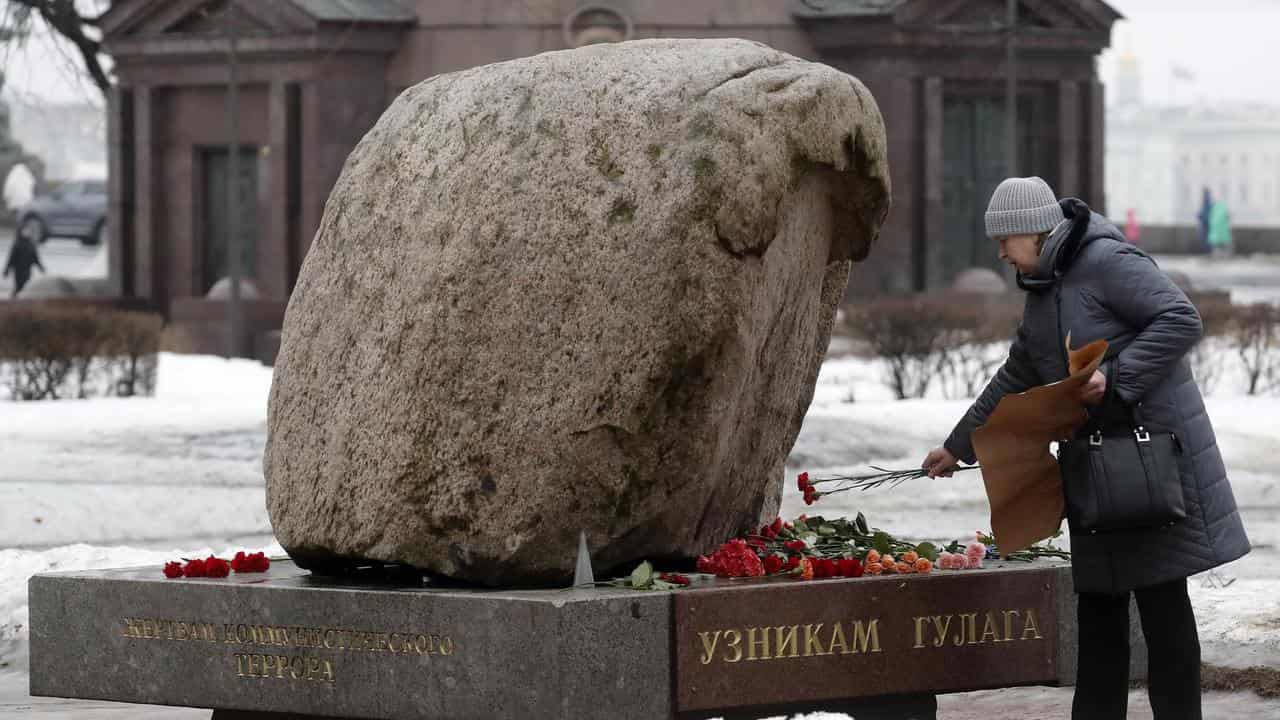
[4,0,111,97]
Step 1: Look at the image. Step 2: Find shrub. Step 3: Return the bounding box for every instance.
[843,293,1020,400]
[0,306,164,401]
[1186,295,1235,396]
[1228,302,1280,396]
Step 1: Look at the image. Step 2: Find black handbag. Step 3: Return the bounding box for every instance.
[1058,399,1187,534]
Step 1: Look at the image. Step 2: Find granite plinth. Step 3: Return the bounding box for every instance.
[29,561,668,719]
[28,560,1146,719]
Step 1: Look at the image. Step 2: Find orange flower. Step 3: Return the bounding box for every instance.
[865,561,884,575]
[915,558,933,574]
[902,551,919,565]
[881,561,898,574]
[895,561,913,574]
[881,554,895,567]
[865,549,881,565]
[799,557,814,581]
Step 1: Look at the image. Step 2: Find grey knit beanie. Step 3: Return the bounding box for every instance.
[984,176,1062,238]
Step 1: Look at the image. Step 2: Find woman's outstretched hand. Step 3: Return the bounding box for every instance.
[922,447,958,478]
[1081,369,1106,405]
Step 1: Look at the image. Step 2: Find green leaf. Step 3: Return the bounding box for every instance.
[817,524,837,537]
[651,579,676,591]
[630,561,654,589]
[872,531,893,555]
[915,542,938,562]
[800,532,819,547]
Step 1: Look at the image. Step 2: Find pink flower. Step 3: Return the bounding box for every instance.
[964,541,987,563]
[965,554,984,569]
[938,552,965,570]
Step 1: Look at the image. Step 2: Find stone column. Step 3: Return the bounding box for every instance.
[106,85,129,297]
[299,80,322,268]
[133,84,155,302]
[1087,79,1106,215]
[921,76,945,290]
[1057,81,1080,199]
[264,80,290,300]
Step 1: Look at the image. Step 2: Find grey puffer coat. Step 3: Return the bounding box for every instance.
[944,198,1250,595]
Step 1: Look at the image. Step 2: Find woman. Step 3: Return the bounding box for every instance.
[921,177,1250,720]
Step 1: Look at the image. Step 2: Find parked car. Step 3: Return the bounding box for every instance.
[17,179,108,246]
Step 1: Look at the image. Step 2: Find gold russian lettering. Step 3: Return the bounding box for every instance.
[699,630,722,665]
[828,622,850,655]
[980,612,1000,644]
[931,615,953,648]
[321,659,336,683]
[775,625,799,658]
[961,613,979,645]
[913,617,927,649]
[802,624,829,657]
[851,619,881,654]
[289,656,304,680]
[722,629,744,663]
[440,636,455,656]
[1002,610,1020,642]
[1022,609,1043,640]
[747,626,771,661]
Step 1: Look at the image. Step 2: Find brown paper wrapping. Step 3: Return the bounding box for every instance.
[971,337,1108,556]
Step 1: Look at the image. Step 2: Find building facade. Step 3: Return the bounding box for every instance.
[101,0,1118,355]
[1107,53,1280,228]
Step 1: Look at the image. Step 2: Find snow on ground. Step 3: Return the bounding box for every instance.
[1154,252,1280,305]
[0,328,1277,714]
[1,353,274,548]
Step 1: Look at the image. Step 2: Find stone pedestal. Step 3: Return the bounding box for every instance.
[28,559,1145,719]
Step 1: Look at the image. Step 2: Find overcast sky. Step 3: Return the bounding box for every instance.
[1,0,1278,108]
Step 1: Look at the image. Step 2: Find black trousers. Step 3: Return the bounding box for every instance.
[1072,578,1201,720]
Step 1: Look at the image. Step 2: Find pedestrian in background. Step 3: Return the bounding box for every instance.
[1207,198,1233,257]
[1196,188,1213,255]
[3,227,45,297]
[922,176,1249,720]
[1124,207,1142,246]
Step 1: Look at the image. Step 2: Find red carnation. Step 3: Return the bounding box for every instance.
[817,558,837,578]
[698,539,764,578]
[770,517,784,535]
[163,561,183,579]
[797,472,810,491]
[838,558,864,578]
[231,551,271,573]
[182,558,207,578]
[785,556,800,570]
[803,486,818,505]
[763,555,784,574]
[204,556,231,578]
[784,539,806,552]
[659,572,691,586]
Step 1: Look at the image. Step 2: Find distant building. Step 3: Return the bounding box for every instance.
[101,0,1118,356]
[1107,51,1280,227]
[6,97,105,181]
